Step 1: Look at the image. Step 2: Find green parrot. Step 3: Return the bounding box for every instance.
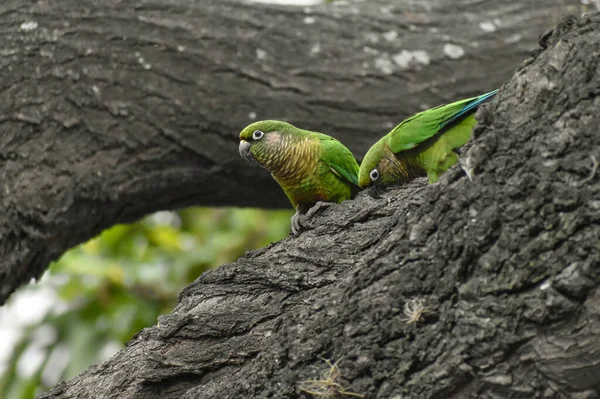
[358,90,498,191]
[238,120,360,234]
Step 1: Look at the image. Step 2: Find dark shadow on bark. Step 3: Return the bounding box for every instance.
[39,12,600,399]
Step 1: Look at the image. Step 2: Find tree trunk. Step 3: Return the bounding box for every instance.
[0,0,585,304]
[39,12,600,399]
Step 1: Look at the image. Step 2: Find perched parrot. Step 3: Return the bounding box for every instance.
[238,120,360,234]
[359,89,498,191]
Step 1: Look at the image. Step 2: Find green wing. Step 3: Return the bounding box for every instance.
[388,90,498,154]
[319,136,360,186]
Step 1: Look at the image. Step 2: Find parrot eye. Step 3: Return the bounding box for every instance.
[369,169,380,182]
[252,130,264,140]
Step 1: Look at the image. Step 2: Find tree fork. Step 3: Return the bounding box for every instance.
[39,12,600,399]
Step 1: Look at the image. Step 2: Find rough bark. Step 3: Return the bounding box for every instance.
[0,0,585,305]
[39,12,600,399]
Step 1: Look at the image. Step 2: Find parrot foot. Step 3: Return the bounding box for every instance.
[459,156,475,182]
[305,201,334,219]
[291,211,303,236]
[290,201,334,236]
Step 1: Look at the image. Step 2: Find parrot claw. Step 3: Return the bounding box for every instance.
[459,156,475,183]
[305,201,333,219]
[291,211,302,236]
[290,201,334,236]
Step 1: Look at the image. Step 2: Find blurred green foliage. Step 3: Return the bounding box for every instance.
[0,207,293,399]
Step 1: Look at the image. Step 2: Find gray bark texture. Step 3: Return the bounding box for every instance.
[39,11,600,399]
[0,0,586,305]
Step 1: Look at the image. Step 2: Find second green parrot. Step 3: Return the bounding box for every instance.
[359,90,498,190]
[239,120,360,234]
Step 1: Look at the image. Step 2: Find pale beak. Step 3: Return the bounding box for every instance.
[239,140,253,162]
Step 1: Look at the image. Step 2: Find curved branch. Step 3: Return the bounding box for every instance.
[40,12,600,399]
[0,0,584,300]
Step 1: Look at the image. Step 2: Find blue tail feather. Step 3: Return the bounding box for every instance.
[441,89,498,129]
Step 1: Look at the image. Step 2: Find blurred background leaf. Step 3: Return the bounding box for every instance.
[0,207,293,399]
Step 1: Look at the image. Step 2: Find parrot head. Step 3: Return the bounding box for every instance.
[238,120,300,170]
[358,139,397,195]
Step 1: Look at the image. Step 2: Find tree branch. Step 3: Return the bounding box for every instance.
[0,0,584,304]
[40,12,600,399]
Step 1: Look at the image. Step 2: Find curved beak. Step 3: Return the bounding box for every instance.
[239,140,253,162]
[366,184,381,199]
